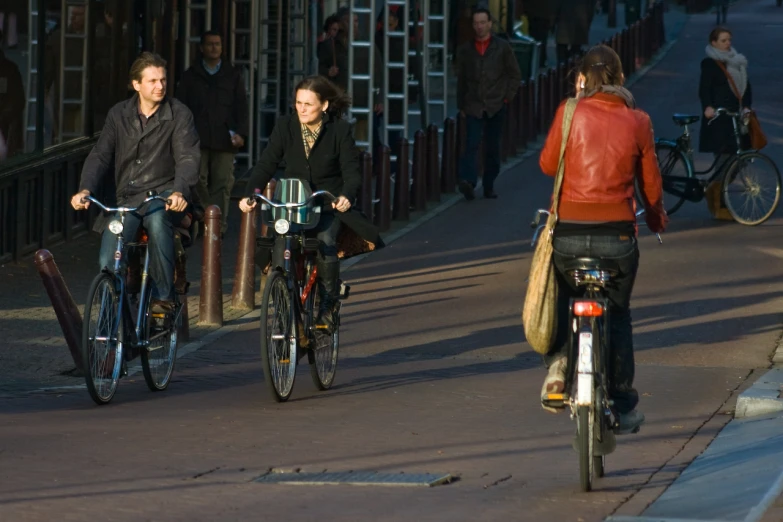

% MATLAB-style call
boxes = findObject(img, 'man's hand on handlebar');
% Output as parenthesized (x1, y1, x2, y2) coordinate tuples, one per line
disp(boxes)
(166, 192, 187, 212)
(333, 196, 351, 213)
(71, 189, 91, 211)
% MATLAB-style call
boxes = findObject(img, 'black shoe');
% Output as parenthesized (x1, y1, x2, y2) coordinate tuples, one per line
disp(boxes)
(458, 180, 475, 201)
(483, 189, 498, 199)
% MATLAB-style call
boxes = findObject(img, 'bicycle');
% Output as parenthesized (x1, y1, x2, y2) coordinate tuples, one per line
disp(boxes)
(248, 179, 350, 402)
(642, 108, 781, 225)
(531, 209, 660, 492)
(79, 192, 183, 405)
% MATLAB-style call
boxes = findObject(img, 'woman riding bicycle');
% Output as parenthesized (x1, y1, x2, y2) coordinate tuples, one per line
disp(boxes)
(239, 75, 383, 331)
(538, 45, 667, 433)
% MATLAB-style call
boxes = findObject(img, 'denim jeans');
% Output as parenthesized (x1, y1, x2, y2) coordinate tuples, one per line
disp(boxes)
(545, 234, 640, 414)
(311, 211, 342, 263)
(98, 198, 178, 301)
(459, 106, 506, 192)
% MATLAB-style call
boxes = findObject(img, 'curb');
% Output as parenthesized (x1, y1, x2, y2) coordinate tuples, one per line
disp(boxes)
(735, 367, 783, 419)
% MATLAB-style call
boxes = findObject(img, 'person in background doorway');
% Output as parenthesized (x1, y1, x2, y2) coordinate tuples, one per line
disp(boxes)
(455, 7, 522, 200)
(176, 30, 249, 237)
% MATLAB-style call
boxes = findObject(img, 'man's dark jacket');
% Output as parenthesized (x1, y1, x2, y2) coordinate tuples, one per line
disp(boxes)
(245, 112, 382, 247)
(456, 36, 522, 119)
(176, 60, 249, 151)
(79, 94, 201, 207)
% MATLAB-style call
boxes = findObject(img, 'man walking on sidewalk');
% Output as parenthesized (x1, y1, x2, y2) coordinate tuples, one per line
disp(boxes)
(455, 7, 522, 200)
(176, 30, 248, 236)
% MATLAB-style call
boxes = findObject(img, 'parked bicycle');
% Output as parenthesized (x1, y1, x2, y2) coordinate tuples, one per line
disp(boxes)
(641, 108, 780, 225)
(531, 208, 660, 492)
(79, 192, 183, 405)
(249, 179, 349, 402)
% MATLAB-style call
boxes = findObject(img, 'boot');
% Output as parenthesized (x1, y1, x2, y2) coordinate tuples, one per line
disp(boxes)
(316, 261, 340, 332)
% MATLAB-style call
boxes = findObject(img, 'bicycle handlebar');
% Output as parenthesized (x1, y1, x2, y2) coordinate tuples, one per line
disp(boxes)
(247, 189, 338, 209)
(529, 208, 662, 245)
(82, 193, 172, 214)
(708, 107, 742, 126)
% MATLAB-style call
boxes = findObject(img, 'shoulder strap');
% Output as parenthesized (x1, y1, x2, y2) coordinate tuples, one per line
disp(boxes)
(714, 59, 742, 103)
(551, 98, 579, 221)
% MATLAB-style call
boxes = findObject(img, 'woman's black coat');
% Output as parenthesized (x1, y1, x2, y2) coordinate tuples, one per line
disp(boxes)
(245, 112, 384, 248)
(698, 58, 753, 154)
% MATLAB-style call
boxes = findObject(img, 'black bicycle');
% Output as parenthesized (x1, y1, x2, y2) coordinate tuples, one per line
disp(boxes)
(79, 192, 183, 405)
(641, 108, 780, 225)
(249, 179, 349, 402)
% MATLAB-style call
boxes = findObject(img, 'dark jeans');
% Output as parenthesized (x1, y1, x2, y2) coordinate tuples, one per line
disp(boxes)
(98, 198, 178, 301)
(459, 106, 506, 192)
(545, 234, 640, 414)
(311, 211, 342, 263)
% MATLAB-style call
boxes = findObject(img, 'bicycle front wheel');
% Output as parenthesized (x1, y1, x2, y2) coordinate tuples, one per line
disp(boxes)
(260, 270, 297, 402)
(309, 283, 339, 390)
(82, 273, 124, 405)
(723, 152, 782, 225)
(141, 287, 180, 391)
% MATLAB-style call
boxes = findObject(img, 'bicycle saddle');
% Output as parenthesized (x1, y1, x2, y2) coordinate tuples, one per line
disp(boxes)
(563, 257, 619, 276)
(672, 114, 700, 126)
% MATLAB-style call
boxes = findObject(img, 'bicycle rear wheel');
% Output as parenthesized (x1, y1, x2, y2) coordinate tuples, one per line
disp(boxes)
(260, 270, 297, 402)
(577, 405, 594, 492)
(308, 282, 339, 390)
(723, 152, 781, 225)
(140, 286, 180, 392)
(82, 273, 124, 405)
(637, 142, 692, 216)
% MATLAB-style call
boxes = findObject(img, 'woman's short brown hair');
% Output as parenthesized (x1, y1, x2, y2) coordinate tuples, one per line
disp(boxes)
(579, 44, 624, 92)
(129, 52, 167, 84)
(709, 26, 731, 42)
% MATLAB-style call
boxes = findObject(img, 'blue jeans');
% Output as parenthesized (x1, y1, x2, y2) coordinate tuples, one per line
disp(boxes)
(98, 198, 177, 301)
(459, 106, 506, 192)
(546, 234, 640, 414)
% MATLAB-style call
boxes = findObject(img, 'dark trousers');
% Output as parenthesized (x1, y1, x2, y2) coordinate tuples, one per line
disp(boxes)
(459, 106, 506, 192)
(98, 197, 179, 301)
(715, 1, 728, 24)
(556, 44, 582, 66)
(528, 17, 551, 68)
(311, 212, 342, 263)
(544, 234, 640, 414)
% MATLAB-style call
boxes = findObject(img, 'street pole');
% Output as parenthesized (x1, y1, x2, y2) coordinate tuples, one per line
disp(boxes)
(608, 0, 617, 28)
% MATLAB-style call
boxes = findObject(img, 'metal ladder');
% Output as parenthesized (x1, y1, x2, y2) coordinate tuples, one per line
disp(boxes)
(380, 0, 409, 152)
(256, 0, 283, 154)
(422, 0, 449, 131)
(24, 1, 39, 151)
(286, 0, 310, 109)
(347, 0, 378, 151)
(58, 0, 89, 142)
(183, 0, 213, 69)
(229, 0, 256, 170)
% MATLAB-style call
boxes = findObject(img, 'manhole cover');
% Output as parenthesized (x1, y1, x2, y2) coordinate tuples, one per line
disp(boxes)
(255, 471, 454, 487)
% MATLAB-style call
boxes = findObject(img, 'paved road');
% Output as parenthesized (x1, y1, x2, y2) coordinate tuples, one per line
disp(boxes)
(3, 1, 783, 521)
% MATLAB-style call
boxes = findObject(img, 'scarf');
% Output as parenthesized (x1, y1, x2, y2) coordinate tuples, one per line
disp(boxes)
(705, 45, 748, 97)
(301, 120, 323, 158)
(580, 85, 637, 108)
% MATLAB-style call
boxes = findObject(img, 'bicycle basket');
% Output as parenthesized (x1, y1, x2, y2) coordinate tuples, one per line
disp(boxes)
(261, 178, 322, 230)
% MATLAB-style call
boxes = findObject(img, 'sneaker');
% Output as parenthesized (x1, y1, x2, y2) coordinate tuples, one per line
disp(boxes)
(615, 409, 645, 434)
(540, 358, 567, 413)
(458, 180, 475, 201)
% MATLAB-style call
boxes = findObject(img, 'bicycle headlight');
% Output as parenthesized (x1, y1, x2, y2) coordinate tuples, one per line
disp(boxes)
(274, 219, 290, 235)
(108, 220, 124, 235)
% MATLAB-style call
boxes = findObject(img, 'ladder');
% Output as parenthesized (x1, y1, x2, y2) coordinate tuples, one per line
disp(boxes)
(407, 0, 424, 130)
(183, 0, 213, 69)
(229, 0, 256, 170)
(24, 1, 39, 151)
(347, 0, 378, 151)
(58, 1, 89, 143)
(256, 0, 283, 154)
(286, 0, 310, 109)
(380, 0, 409, 151)
(423, 0, 449, 131)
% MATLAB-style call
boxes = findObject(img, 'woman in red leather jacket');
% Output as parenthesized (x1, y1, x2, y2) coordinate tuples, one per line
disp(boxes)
(538, 45, 667, 434)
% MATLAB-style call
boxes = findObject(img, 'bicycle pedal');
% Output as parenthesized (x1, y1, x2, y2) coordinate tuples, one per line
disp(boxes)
(339, 282, 351, 300)
(542, 393, 569, 409)
(152, 313, 166, 319)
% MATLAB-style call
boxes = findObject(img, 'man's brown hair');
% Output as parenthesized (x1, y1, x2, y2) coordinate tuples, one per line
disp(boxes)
(129, 52, 167, 84)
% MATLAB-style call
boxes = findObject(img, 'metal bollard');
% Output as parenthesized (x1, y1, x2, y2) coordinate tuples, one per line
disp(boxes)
(548, 68, 558, 126)
(412, 130, 427, 212)
(538, 72, 549, 133)
(199, 205, 223, 326)
(231, 205, 257, 311)
(456, 111, 466, 161)
(34, 249, 84, 372)
(359, 151, 374, 222)
(393, 138, 410, 222)
(518, 82, 528, 150)
(441, 117, 457, 194)
(374, 145, 392, 232)
(528, 76, 538, 139)
(180, 295, 190, 342)
(426, 124, 441, 202)
(258, 180, 277, 238)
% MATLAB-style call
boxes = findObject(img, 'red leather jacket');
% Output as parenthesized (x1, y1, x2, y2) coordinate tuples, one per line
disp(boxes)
(539, 93, 667, 233)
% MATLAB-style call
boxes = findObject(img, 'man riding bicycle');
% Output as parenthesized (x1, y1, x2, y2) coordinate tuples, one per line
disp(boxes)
(70, 52, 200, 313)
(239, 75, 383, 331)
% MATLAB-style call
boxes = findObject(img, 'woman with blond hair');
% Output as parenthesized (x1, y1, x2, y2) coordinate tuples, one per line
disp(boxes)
(537, 44, 667, 434)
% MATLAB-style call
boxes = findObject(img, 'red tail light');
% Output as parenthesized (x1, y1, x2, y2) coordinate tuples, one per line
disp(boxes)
(573, 301, 604, 317)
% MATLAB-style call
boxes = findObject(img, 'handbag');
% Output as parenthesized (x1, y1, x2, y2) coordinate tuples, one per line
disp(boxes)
(522, 98, 578, 355)
(714, 60, 767, 150)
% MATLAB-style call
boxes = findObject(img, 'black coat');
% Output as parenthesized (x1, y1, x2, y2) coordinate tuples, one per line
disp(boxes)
(698, 58, 753, 154)
(245, 113, 383, 247)
(456, 36, 522, 118)
(79, 94, 201, 207)
(176, 60, 249, 152)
